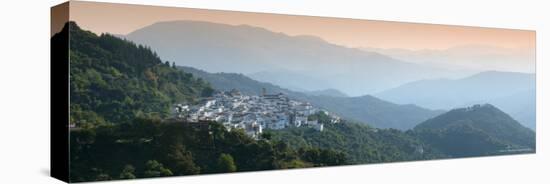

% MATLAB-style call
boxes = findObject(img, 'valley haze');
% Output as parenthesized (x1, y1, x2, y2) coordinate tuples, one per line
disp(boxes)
(116, 20, 535, 131)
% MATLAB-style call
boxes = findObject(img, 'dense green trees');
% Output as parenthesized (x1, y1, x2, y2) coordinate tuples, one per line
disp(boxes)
(162, 143, 200, 175)
(119, 165, 136, 179)
(217, 153, 237, 172)
(143, 160, 173, 177)
(69, 119, 347, 182)
(298, 147, 347, 166)
(67, 21, 213, 127)
(267, 112, 444, 164)
(413, 104, 535, 157)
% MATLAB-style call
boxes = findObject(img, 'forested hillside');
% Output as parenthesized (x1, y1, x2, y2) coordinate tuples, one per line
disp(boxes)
(267, 112, 446, 163)
(62, 22, 346, 182)
(67, 22, 214, 127)
(413, 104, 535, 157)
(69, 118, 347, 182)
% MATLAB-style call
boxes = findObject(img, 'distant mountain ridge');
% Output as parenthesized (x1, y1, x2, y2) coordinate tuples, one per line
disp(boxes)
(413, 104, 535, 157)
(179, 66, 442, 130)
(247, 69, 330, 92)
(179, 66, 292, 96)
(361, 45, 535, 73)
(304, 89, 349, 97)
(124, 20, 465, 95)
(376, 71, 535, 129)
(299, 95, 445, 130)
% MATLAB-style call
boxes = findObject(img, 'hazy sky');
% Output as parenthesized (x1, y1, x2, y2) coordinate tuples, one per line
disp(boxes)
(65, 1, 535, 51)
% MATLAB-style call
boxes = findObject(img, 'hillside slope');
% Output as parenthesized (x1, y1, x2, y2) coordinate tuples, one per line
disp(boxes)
(66, 22, 214, 126)
(268, 113, 445, 164)
(413, 104, 535, 157)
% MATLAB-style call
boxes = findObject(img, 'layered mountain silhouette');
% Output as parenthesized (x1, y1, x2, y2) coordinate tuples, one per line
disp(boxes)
(413, 104, 535, 157)
(376, 71, 535, 129)
(361, 45, 535, 73)
(114, 19, 536, 138)
(304, 89, 349, 97)
(124, 20, 463, 95)
(179, 66, 442, 130)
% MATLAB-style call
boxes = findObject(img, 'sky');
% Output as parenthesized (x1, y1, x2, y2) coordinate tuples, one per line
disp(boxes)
(62, 1, 535, 51)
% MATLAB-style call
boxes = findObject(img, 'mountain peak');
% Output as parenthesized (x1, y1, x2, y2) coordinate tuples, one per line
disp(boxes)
(416, 104, 514, 129)
(454, 103, 498, 112)
(293, 34, 329, 43)
(415, 104, 534, 147)
(414, 104, 535, 157)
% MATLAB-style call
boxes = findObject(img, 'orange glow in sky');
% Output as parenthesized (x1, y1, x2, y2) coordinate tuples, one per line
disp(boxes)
(66, 1, 535, 50)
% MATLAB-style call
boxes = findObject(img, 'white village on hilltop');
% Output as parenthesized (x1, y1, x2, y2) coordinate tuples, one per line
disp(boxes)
(172, 89, 341, 138)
